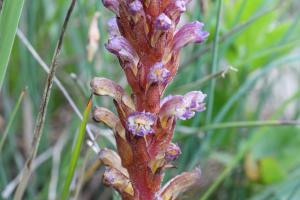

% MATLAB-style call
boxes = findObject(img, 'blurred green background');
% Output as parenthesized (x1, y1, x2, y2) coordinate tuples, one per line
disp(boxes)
(1, 0, 300, 199)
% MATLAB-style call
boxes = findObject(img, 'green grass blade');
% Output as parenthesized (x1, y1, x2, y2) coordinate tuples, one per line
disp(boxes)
(205, 0, 223, 124)
(61, 96, 92, 200)
(0, 89, 25, 153)
(0, 0, 25, 91)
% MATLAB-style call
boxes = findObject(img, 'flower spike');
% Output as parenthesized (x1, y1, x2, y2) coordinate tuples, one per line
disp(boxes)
(93, 0, 209, 197)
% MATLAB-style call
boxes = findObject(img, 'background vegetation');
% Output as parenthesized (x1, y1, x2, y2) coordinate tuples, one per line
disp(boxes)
(0, 0, 300, 199)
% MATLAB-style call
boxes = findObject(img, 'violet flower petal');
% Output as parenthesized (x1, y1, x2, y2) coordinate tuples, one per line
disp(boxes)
(105, 36, 139, 75)
(173, 21, 209, 51)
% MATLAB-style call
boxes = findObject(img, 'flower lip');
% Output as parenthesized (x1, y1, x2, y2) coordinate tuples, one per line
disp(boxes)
(159, 91, 206, 121)
(173, 21, 209, 51)
(129, 0, 143, 14)
(155, 13, 172, 31)
(148, 62, 170, 84)
(126, 112, 157, 136)
(184, 91, 207, 112)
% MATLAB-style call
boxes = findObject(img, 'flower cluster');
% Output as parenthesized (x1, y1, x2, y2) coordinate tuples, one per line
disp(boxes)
(91, 0, 208, 199)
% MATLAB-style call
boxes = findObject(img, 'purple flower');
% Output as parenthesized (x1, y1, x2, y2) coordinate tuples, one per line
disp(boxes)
(160, 95, 192, 120)
(127, 112, 157, 136)
(165, 143, 181, 161)
(155, 13, 172, 31)
(160, 91, 206, 121)
(173, 21, 209, 51)
(148, 62, 170, 84)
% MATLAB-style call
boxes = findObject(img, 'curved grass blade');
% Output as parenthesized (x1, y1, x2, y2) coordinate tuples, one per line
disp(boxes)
(0, 0, 25, 92)
(0, 89, 26, 153)
(61, 96, 92, 200)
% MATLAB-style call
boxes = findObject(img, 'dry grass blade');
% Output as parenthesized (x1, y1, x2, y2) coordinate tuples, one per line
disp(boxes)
(13, 0, 77, 199)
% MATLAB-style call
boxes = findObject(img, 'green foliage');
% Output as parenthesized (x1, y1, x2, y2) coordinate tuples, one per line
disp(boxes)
(0, 0, 25, 91)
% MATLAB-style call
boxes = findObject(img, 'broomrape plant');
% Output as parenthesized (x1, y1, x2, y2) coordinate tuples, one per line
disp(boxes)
(90, 0, 209, 199)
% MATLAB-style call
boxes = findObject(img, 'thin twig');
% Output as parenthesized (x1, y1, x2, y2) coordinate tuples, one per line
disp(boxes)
(13, 1, 77, 199)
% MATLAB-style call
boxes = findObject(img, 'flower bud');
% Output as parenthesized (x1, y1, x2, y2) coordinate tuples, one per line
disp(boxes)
(107, 18, 120, 39)
(103, 167, 134, 197)
(155, 13, 172, 31)
(129, 0, 143, 14)
(105, 36, 139, 75)
(90, 77, 135, 111)
(93, 106, 126, 139)
(99, 148, 129, 176)
(126, 112, 157, 136)
(165, 143, 181, 161)
(157, 168, 201, 200)
(173, 21, 209, 51)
